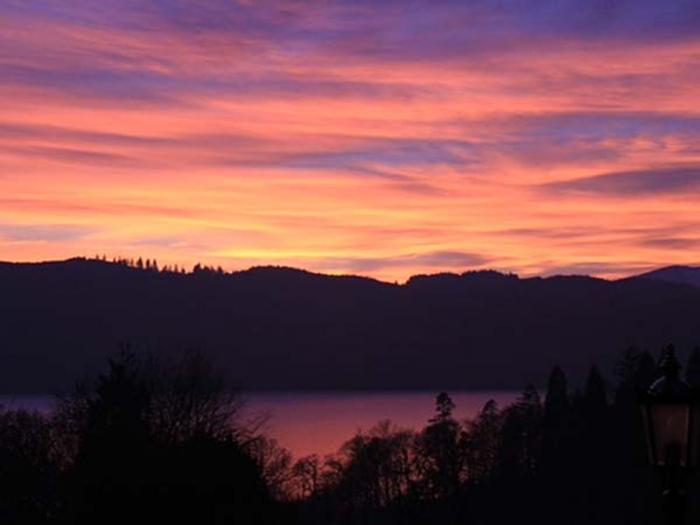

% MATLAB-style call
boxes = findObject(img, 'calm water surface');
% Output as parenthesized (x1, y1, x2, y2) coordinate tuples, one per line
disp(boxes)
(0, 391, 517, 458)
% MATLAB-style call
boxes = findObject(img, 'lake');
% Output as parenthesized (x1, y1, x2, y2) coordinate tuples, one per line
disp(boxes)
(0, 391, 518, 458)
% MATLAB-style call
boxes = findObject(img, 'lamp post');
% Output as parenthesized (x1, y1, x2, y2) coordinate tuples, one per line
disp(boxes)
(642, 345, 699, 525)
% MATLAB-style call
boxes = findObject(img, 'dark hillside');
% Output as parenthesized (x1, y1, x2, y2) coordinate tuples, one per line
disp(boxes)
(1, 258, 699, 392)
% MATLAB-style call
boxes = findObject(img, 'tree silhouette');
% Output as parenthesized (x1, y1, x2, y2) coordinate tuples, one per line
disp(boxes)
(544, 366, 569, 425)
(465, 399, 501, 483)
(687, 346, 700, 387)
(56, 351, 274, 525)
(0, 409, 60, 522)
(0, 345, 690, 525)
(247, 436, 294, 500)
(614, 347, 656, 407)
(291, 455, 320, 500)
(583, 365, 607, 415)
(416, 393, 465, 498)
(498, 385, 541, 481)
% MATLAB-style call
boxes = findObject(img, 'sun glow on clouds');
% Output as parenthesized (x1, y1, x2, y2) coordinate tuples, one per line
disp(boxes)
(1, 1, 699, 281)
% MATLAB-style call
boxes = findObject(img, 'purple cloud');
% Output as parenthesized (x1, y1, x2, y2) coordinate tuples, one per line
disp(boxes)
(541, 165, 700, 196)
(315, 251, 490, 273)
(539, 261, 652, 277)
(640, 237, 700, 250)
(3, 1, 699, 105)
(0, 223, 94, 242)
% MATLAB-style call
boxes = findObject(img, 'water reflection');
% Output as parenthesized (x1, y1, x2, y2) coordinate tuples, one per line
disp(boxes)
(243, 390, 518, 457)
(0, 391, 518, 458)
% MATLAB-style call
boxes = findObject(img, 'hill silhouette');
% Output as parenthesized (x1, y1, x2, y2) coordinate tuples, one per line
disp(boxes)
(2, 258, 700, 393)
(636, 265, 700, 288)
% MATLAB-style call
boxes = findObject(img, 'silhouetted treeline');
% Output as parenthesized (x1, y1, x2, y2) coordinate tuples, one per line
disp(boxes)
(280, 346, 700, 525)
(91, 254, 226, 275)
(3, 346, 700, 524)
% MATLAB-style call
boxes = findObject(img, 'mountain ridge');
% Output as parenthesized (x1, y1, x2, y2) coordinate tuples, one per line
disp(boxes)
(634, 265, 700, 289)
(1, 257, 699, 393)
(4, 257, 699, 288)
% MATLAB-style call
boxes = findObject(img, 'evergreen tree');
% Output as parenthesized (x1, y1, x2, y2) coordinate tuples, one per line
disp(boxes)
(498, 385, 542, 480)
(418, 392, 465, 497)
(635, 351, 656, 392)
(613, 347, 656, 408)
(466, 399, 501, 482)
(541, 366, 570, 492)
(687, 346, 700, 387)
(584, 365, 607, 413)
(430, 392, 456, 424)
(544, 366, 568, 425)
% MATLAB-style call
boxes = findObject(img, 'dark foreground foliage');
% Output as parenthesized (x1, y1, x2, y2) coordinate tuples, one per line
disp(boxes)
(0, 351, 286, 524)
(2, 346, 700, 524)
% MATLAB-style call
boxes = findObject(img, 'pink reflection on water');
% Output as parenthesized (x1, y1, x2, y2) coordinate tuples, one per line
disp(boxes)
(1, 391, 520, 459)
(243, 391, 518, 458)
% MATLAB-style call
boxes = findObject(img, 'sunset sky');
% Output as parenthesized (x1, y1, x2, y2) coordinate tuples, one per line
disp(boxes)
(1, 0, 699, 282)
